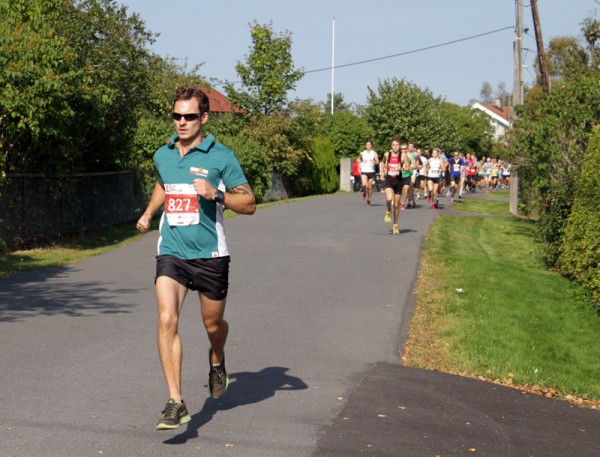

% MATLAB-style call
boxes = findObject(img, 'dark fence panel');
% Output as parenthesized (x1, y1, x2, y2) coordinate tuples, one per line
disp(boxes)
(0, 170, 153, 250)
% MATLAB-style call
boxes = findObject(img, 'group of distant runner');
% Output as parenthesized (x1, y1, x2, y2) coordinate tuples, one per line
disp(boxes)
(354, 140, 512, 235)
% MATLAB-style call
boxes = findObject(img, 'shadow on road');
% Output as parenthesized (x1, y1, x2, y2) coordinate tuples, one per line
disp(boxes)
(0, 267, 138, 322)
(163, 366, 308, 445)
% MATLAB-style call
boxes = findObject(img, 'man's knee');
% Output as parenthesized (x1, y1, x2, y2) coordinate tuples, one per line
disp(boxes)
(204, 317, 227, 337)
(158, 310, 178, 333)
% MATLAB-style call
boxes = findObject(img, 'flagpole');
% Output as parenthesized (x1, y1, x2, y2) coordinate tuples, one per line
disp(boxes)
(331, 17, 335, 114)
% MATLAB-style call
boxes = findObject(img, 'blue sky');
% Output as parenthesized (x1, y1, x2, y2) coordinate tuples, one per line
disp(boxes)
(117, 0, 598, 107)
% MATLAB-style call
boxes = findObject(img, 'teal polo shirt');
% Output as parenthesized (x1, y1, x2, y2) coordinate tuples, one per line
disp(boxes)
(154, 133, 248, 260)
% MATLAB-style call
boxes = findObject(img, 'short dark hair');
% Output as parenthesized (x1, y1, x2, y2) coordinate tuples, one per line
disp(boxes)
(173, 87, 210, 114)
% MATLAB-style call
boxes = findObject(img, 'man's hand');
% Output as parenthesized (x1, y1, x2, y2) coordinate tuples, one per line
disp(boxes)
(192, 178, 216, 201)
(136, 214, 152, 233)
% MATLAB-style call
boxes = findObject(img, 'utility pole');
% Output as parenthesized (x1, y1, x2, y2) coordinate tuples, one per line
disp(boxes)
(509, 0, 523, 216)
(530, 0, 550, 95)
(512, 0, 523, 108)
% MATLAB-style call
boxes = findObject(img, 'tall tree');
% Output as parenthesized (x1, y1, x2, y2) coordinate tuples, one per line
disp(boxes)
(0, 0, 155, 174)
(494, 81, 510, 105)
(323, 92, 352, 113)
(542, 36, 587, 79)
(364, 78, 459, 150)
(479, 81, 493, 102)
(225, 21, 303, 115)
(581, 15, 600, 68)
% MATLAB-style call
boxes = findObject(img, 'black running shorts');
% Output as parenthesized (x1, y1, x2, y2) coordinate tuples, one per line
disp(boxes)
(361, 172, 376, 180)
(384, 176, 403, 194)
(155, 255, 230, 300)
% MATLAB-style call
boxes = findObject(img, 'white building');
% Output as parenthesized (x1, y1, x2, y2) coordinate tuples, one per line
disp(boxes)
(471, 101, 512, 140)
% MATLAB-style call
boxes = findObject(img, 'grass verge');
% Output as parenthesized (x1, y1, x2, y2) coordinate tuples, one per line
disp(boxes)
(0, 221, 156, 278)
(451, 196, 511, 216)
(402, 212, 600, 409)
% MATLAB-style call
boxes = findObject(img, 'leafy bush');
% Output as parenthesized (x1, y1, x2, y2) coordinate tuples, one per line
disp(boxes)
(243, 114, 305, 177)
(508, 62, 599, 267)
(559, 126, 600, 306)
(534, 172, 577, 268)
(218, 134, 271, 203)
(205, 113, 246, 138)
(324, 110, 374, 159)
(292, 136, 338, 196)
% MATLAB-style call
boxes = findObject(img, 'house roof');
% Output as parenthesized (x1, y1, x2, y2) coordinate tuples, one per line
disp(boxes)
(480, 103, 512, 123)
(203, 87, 244, 114)
(471, 102, 512, 127)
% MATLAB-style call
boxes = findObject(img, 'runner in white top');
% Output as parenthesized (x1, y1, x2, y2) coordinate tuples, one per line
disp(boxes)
(358, 140, 379, 207)
(417, 149, 429, 200)
(426, 148, 444, 209)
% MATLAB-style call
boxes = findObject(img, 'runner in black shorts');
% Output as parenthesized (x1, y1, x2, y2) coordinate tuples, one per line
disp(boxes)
(156, 255, 231, 300)
(358, 141, 379, 206)
(136, 87, 256, 431)
(381, 138, 404, 235)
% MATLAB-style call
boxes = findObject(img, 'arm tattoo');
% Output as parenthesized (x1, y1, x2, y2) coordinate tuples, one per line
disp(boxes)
(227, 183, 253, 196)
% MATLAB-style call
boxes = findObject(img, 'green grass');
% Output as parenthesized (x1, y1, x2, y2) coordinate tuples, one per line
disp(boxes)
(451, 197, 511, 216)
(0, 221, 157, 278)
(405, 213, 600, 404)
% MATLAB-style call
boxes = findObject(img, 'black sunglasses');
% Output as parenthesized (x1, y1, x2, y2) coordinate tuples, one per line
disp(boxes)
(172, 112, 202, 122)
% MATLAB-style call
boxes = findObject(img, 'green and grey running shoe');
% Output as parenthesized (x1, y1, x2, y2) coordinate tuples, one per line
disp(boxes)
(208, 348, 229, 399)
(156, 399, 191, 430)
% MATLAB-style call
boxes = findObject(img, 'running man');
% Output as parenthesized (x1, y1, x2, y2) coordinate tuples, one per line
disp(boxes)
(358, 141, 379, 206)
(447, 151, 466, 201)
(381, 138, 404, 235)
(426, 148, 444, 209)
(407, 143, 419, 208)
(399, 143, 413, 210)
(136, 87, 256, 430)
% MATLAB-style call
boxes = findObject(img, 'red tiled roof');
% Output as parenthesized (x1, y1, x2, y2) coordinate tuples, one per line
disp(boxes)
(480, 103, 511, 122)
(203, 87, 245, 114)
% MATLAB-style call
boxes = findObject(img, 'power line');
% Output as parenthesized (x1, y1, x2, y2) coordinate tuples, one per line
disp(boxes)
(305, 25, 514, 74)
(216, 25, 514, 87)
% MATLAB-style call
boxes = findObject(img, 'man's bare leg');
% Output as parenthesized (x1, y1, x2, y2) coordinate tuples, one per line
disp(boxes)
(156, 276, 188, 403)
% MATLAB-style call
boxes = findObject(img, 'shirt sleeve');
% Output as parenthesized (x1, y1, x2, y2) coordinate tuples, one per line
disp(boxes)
(221, 151, 248, 189)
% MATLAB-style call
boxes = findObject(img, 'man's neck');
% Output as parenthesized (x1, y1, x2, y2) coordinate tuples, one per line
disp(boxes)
(177, 134, 203, 157)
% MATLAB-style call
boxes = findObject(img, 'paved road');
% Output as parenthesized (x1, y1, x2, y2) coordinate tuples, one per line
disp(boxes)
(1, 192, 598, 457)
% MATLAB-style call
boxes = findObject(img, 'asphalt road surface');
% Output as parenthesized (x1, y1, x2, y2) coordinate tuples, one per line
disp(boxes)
(1, 192, 598, 457)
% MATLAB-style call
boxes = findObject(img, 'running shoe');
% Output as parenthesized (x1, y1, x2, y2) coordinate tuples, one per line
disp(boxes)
(412, 202, 417, 208)
(431, 204, 436, 209)
(156, 399, 191, 430)
(392, 224, 400, 235)
(400, 205, 406, 210)
(208, 348, 229, 399)
(362, 193, 366, 201)
(384, 212, 391, 223)
(427, 197, 431, 203)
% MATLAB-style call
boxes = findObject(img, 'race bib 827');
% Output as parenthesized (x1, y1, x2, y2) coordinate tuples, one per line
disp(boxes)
(164, 183, 199, 226)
